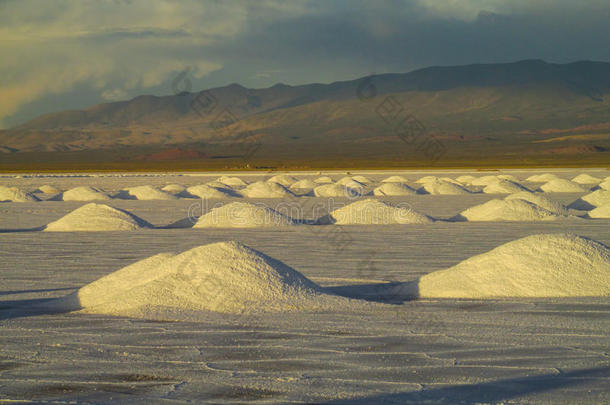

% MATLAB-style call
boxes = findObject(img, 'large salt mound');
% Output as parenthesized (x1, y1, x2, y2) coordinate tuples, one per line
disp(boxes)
(313, 183, 361, 198)
(381, 175, 409, 183)
(241, 181, 294, 198)
(571, 190, 610, 209)
(319, 199, 432, 225)
(351, 175, 372, 184)
(483, 179, 529, 194)
(53, 241, 344, 316)
(483, 179, 530, 194)
(588, 205, 610, 218)
(161, 184, 186, 194)
(290, 179, 316, 190)
(206, 180, 233, 189)
(121, 185, 177, 200)
(455, 175, 477, 185)
(186, 185, 239, 199)
(415, 175, 439, 184)
(336, 176, 364, 187)
(496, 174, 519, 182)
(373, 183, 417, 196)
(268, 174, 299, 187)
(44, 203, 152, 232)
(598, 180, 610, 190)
(454, 199, 563, 222)
(572, 174, 602, 184)
(505, 192, 569, 215)
(60, 186, 110, 201)
(193, 202, 296, 228)
(314, 176, 333, 184)
(0, 186, 39, 202)
(526, 173, 561, 183)
(419, 179, 471, 195)
(470, 175, 502, 186)
(217, 176, 247, 187)
(539, 179, 586, 193)
(36, 185, 60, 194)
(416, 234, 610, 298)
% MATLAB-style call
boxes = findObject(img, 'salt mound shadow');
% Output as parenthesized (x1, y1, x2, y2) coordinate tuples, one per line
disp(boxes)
(415, 234, 610, 298)
(317, 199, 433, 225)
(51, 241, 349, 316)
(44, 203, 153, 231)
(0, 186, 39, 202)
(193, 202, 297, 228)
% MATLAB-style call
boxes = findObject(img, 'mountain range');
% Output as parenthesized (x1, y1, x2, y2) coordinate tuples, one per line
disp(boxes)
(1, 59, 609, 170)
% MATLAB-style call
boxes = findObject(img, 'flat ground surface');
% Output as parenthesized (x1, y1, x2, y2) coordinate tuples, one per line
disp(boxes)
(0, 168, 609, 404)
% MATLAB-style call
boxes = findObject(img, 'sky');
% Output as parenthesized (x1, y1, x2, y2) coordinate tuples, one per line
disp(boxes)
(1, 0, 610, 128)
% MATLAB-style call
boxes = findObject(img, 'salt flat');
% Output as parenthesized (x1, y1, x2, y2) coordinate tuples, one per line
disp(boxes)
(0, 169, 609, 403)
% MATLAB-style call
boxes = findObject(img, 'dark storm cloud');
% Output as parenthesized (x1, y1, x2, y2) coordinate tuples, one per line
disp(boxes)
(2, 0, 609, 127)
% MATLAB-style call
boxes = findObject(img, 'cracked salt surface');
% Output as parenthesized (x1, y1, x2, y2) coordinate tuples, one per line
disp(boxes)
(0, 168, 609, 403)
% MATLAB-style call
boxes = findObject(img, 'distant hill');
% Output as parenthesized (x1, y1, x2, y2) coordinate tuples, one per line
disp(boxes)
(1, 60, 609, 169)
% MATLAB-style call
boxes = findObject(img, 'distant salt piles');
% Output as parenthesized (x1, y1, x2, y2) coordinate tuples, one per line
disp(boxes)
(241, 181, 294, 198)
(419, 179, 471, 195)
(539, 179, 587, 193)
(217, 176, 247, 187)
(58, 186, 110, 201)
(454, 199, 564, 221)
(381, 175, 409, 183)
(0, 186, 39, 202)
(526, 173, 561, 183)
(373, 183, 417, 196)
(53, 241, 346, 316)
(193, 202, 296, 228)
(290, 179, 317, 191)
(44, 203, 152, 231)
(313, 183, 361, 198)
(36, 185, 60, 194)
(268, 174, 299, 187)
(186, 184, 239, 199)
(416, 234, 610, 298)
(505, 192, 569, 215)
(482, 179, 529, 194)
(572, 174, 602, 185)
(569, 190, 610, 210)
(319, 199, 432, 225)
(120, 185, 177, 200)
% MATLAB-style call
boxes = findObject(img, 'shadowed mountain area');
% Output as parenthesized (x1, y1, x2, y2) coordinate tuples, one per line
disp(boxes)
(1, 60, 610, 170)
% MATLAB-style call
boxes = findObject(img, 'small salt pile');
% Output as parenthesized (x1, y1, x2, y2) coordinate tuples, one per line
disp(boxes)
(193, 202, 296, 228)
(44, 203, 152, 232)
(0, 186, 39, 202)
(319, 199, 432, 225)
(60, 186, 111, 201)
